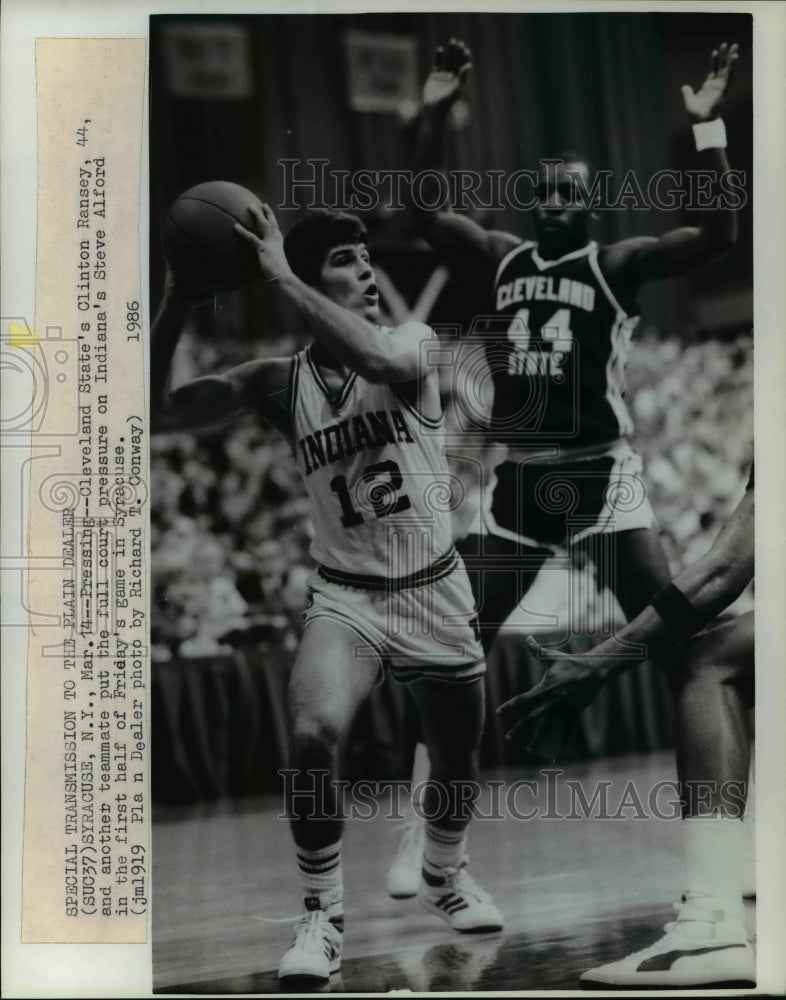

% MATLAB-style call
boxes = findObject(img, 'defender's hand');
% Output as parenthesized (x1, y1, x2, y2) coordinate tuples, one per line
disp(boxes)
(234, 203, 293, 284)
(497, 636, 608, 747)
(422, 38, 472, 112)
(681, 42, 738, 122)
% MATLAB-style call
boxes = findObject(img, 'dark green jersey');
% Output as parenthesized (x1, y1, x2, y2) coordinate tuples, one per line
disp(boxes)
(487, 240, 640, 447)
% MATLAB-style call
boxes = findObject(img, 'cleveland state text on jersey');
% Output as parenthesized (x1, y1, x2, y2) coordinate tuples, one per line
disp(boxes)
(496, 275, 596, 312)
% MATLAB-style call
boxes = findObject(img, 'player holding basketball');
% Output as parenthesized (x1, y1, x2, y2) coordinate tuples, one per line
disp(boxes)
(499, 467, 755, 989)
(151, 205, 503, 989)
(385, 38, 740, 897)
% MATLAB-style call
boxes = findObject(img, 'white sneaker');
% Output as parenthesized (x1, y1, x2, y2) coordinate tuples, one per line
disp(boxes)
(277, 899, 342, 987)
(386, 819, 425, 899)
(580, 895, 755, 989)
(420, 863, 504, 934)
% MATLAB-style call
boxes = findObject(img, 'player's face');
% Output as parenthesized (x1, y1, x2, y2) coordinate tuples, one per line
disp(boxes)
(316, 243, 380, 323)
(533, 161, 593, 258)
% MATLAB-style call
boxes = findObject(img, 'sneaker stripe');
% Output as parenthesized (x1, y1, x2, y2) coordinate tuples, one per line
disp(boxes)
(637, 943, 747, 973)
(433, 893, 471, 915)
(444, 900, 470, 914)
(435, 893, 457, 910)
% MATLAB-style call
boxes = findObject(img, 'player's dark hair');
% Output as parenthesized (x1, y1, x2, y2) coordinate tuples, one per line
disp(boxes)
(284, 209, 369, 286)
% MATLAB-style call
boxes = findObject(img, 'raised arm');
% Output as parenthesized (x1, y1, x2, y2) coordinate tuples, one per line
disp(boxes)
(236, 204, 436, 384)
(605, 42, 739, 285)
(411, 39, 519, 269)
(149, 269, 200, 424)
(150, 266, 291, 436)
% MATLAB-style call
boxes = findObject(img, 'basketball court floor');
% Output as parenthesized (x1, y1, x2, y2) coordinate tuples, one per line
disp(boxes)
(153, 750, 756, 994)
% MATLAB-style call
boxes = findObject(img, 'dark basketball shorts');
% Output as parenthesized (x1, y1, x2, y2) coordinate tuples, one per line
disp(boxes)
(486, 439, 657, 550)
(302, 547, 486, 686)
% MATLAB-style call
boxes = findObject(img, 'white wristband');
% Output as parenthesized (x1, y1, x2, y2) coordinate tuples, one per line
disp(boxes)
(693, 119, 727, 151)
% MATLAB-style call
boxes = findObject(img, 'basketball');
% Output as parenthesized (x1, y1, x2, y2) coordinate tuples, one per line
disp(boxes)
(164, 180, 264, 293)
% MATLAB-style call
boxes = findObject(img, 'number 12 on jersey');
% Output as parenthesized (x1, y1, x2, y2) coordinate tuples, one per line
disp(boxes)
(330, 459, 412, 528)
(506, 307, 573, 378)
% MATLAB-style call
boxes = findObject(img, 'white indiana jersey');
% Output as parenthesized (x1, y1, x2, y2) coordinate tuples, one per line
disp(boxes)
(291, 344, 455, 578)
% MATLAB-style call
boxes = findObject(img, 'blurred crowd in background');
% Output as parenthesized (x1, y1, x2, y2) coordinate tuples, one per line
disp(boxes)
(151, 322, 753, 662)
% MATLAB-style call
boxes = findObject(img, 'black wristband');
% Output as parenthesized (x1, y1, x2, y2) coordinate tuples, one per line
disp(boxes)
(650, 582, 712, 642)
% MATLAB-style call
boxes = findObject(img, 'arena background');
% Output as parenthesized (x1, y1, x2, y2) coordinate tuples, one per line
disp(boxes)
(149, 13, 754, 991)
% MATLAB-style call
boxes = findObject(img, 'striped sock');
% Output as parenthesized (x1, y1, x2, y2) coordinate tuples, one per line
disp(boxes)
(296, 840, 343, 927)
(422, 824, 466, 888)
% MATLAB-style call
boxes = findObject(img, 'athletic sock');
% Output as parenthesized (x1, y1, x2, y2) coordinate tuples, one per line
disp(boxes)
(422, 824, 466, 888)
(295, 840, 344, 928)
(683, 816, 746, 925)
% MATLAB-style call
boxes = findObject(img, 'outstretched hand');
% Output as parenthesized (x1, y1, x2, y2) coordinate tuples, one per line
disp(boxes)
(422, 38, 472, 112)
(234, 203, 293, 284)
(681, 42, 738, 121)
(497, 636, 610, 753)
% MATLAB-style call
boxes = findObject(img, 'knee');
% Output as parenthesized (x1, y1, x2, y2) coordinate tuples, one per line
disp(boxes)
(290, 714, 343, 767)
(671, 642, 735, 696)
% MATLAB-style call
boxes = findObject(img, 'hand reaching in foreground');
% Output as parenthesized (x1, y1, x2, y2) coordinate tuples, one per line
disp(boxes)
(497, 636, 612, 757)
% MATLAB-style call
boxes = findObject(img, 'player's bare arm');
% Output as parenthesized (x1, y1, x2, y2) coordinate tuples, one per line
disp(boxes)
(150, 263, 291, 436)
(167, 358, 292, 438)
(603, 42, 739, 285)
(498, 484, 754, 742)
(150, 263, 206, 425)
(412, 39, 519, 268)
(236, 203, 436, 384)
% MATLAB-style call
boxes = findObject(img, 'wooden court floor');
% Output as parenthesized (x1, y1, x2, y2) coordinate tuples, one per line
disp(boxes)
(152, 751, 756, 994)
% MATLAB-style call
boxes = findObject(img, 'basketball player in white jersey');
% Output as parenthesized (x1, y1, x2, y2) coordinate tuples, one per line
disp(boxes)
(151, 205, 503, 990)
(385, 37, 741, 896)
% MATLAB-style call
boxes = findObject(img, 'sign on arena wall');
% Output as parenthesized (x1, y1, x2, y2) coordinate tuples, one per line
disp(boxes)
(162, 22, 253, 99)
(343, 30, 419, 115)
